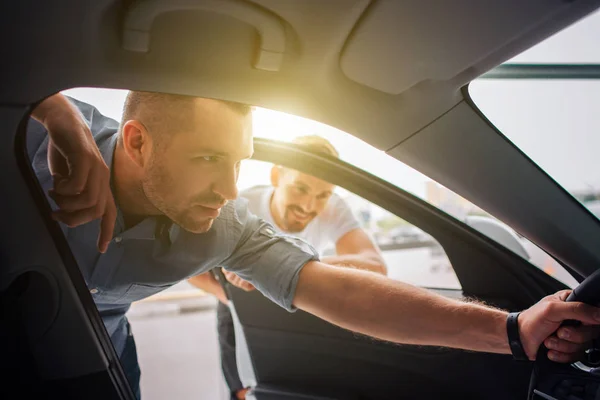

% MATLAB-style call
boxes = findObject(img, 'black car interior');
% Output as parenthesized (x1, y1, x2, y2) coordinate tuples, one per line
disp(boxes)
(1, 109, 134, 399)
(2, 1, 600, 399)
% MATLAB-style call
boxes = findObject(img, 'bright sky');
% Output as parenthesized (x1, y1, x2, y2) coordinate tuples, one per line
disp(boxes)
(63, 10, 600, 204)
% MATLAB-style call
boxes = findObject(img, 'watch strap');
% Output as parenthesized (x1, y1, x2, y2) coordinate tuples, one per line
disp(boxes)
(507, 312, 529, 361)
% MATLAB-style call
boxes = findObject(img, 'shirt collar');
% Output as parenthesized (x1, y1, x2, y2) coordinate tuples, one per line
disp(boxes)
(99, 131, 119, 172)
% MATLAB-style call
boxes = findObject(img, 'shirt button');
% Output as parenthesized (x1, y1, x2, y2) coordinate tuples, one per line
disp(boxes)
(114, 236, 122, 243)
(90, 288, 99, 294)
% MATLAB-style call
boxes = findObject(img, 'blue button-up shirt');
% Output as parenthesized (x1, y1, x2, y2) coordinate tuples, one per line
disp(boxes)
(27, 98, 318, 355)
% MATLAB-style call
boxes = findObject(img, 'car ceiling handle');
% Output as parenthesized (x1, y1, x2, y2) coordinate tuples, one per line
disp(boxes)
(122, 0, 286, 71)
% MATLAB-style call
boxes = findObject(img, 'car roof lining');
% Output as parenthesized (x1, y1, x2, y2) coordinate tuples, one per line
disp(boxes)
(339, 0, 588, 95)
(3, 1, 598, 148)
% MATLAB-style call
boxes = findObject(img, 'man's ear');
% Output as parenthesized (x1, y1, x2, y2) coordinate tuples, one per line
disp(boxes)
(121, 120, 151, 168)
(270, 165, 282, 187)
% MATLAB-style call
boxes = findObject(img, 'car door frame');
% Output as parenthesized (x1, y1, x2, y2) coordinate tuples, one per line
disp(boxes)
(249, 137, 569, 305)
(218, 138, 564, 399)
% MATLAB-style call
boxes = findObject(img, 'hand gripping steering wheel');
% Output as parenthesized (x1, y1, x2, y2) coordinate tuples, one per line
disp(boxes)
(529, 268, 600, 400)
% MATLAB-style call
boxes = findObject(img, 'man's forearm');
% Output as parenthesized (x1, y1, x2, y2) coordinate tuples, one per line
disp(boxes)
(29, 92, 117, 252)
(321, 253, 387, 275)
(188, 272, 228, 304)
(294, 262, 509, 354)
(31, 93, 77, 125)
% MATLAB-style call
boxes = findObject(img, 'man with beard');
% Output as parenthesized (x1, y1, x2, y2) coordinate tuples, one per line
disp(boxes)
(244, 135, 387, 275)
(190, 135, 386, 399)
(28, 91, 600, 399)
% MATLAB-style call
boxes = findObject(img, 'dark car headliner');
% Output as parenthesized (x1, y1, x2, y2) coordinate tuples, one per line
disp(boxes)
(2, 0, 600, 277)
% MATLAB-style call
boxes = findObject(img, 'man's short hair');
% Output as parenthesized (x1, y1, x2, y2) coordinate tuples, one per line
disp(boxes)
(291, 135, 339, 158)
(120, 91, 251, 146)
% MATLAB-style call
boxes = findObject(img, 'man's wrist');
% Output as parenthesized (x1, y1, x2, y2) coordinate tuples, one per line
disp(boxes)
(452, 301, 512, 355)
(507, 312, 530, 361)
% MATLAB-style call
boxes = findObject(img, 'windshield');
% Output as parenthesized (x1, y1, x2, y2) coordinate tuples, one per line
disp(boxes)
(469, 10, 600, 220)
(506, 10, 600, 64)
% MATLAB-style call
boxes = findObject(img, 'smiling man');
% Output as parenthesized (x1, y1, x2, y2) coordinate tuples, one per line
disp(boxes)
(28, 91, 600, 399)
(245, 135, 386, 273)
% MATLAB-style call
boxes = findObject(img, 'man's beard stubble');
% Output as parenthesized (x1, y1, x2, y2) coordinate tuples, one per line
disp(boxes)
(141, 157, 226, 233)
(283, 205, 316, 233)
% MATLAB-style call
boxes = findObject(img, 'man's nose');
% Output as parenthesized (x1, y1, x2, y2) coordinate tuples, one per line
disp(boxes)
(297, 195, 316, 212)
(213, 166, 239, 201)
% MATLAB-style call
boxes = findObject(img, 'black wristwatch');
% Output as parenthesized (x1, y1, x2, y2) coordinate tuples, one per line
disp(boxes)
(507, 312, 529, 361)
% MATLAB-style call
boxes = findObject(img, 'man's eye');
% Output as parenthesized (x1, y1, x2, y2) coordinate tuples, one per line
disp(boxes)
(199, 156, 219, 162)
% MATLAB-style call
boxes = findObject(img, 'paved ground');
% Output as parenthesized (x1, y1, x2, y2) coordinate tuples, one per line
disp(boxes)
(128, 299, 229, 400)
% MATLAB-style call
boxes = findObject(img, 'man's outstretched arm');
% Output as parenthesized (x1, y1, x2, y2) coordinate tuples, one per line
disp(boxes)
(294, 261, 600, 362)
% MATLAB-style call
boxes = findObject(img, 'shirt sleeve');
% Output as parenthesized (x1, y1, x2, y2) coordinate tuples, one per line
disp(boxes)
(27, 118, 54, 197)
(221, 199, 319, 312)
(326, 194, 361, 244)
(26, 118, 49, 161)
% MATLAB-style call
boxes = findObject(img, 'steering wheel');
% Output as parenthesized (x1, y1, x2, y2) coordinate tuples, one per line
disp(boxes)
(565, 268, 600, 306)
(529, 269, 600, 400)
